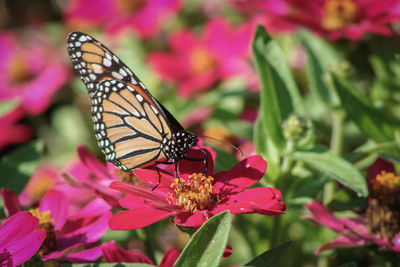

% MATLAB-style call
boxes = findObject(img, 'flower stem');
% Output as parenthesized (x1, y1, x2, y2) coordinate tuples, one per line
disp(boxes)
(323, 109, 345, 204)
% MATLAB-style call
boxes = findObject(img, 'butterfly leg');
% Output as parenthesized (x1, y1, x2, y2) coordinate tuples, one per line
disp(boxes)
(183, 147, 209, 176)
(153, 160, 174, 191)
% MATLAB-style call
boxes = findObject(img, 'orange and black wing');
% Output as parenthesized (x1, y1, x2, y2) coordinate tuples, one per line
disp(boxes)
(67, 31, 185, 170)
(92, 80, 173, 171)
(67, 31, 143, 97)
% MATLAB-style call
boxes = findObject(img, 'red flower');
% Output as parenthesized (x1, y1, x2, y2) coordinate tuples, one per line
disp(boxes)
(0, 31, 69, 115)
(109, 146, 285, 230)
(64, 0, 181, 39)
(102, 242, 180, 267)
(0, 211, 46, 266)
(232, 0, 400, 40)
(304, 158, 400, 254)
(147, 19, 255, 97)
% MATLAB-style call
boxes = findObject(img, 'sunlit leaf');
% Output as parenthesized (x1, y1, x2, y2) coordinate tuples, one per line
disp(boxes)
(175, 211, 231, 267)
(289, 147, 368, 197)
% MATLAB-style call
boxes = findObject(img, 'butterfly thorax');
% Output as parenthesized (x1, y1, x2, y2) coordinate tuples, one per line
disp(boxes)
(161, 131, 198, 163)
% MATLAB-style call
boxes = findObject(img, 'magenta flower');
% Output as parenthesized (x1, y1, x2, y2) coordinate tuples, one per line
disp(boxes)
(233, 0, 400, 40)
(2, 188, 112, 263)
(19, 165, 62, 206)
(102, 242, 180, 266)
(304, 158, 400, 254)
(64, 0, 181, 38)
(0, 211, 46, 266)
(0, 32, 69, 115)
(58, 145, 124, 210)
(147, 19, 255, 97)
(0, 107, 32, 150)
(109, 146, 285, 230)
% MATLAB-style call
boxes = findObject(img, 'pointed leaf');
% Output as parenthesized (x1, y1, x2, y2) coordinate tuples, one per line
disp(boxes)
(0, 140, 44, 193)
(252, 25, 304, 151)
(331, 73, 398, 143)
(174, 211, 231, 267)
(297, 30, 340, 106)
(289, 147, 368, 197)
(244, 240, 293, 267)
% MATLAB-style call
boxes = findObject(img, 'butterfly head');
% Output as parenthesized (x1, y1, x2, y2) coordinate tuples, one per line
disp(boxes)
(162, 131, 198, 163)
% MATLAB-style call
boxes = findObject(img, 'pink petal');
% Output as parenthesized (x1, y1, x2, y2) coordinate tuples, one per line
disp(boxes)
(64, 242, 113, 263)
(39, 189, 68, 230)
(305, 201, 345, 233)
(134, 168, 175, 192)
(214, 155, 267, 195)
(77, 145, 113, 180)
(68, 198, 111, 219)
(6, 229, 45, 266)
(212, 187, 285, 215)
(315, 236, 365, 254)
(174, 210, 213, 228)
(102, 242, 154, 264)
(1, 188, 22, 216)
(0, 211, 39, 249)
(159, 248, 181, 267)
(109, 208, 174, 230)
(110, 182, 173, 209)
(178, 145, 216, 177)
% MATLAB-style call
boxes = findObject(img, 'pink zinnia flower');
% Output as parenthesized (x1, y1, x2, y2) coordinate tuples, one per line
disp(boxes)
(58, 145, 124, 211)
(109, 146, 285, 230)
(64, 0, 181, 38)
(148, 19, 255, 97)
(2, 188, 112, 263)
(0, 32, 69, 115)
(233, 0, 400, 40)
(304, 158, 400, 254)
(0, 211, 46, 266)
(0, 107, 32, 150)
(102, 242, 180, 266)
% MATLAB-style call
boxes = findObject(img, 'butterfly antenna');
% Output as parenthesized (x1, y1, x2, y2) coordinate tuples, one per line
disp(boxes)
(199, 135, 243, 157)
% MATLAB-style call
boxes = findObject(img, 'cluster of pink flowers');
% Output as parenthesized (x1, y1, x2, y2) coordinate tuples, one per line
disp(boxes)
(0, 144, 285, 266)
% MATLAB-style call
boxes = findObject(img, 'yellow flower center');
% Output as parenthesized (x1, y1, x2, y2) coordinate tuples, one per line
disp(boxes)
(366, 171, 400, 241)
(25, 174, 56, 204)
(116, 0, 146, 15)
(169, 173, 217, 212)
(29, 208, 57, 255)
(8, 54, 34, 85)
(321, 0, 360, 31)
(190, 47, 216, 74)
(203, 127, 235, 152)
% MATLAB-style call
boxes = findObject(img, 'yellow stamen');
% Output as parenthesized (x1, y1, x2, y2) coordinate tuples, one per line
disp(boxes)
(322, 0, 360, 31)
(190, 47, 216, 74)
(29, 208, 57, 255)
(116, 0, 146, 15)
(8, 54, 34, 85)
(25, 174, 56, 204)
(169, 173, 217, 212)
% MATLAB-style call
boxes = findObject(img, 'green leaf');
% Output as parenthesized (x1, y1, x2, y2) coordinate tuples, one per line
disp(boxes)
(331, 73, 398, 143)
(252, 25, 304, 151)
(0, 140, 44, 193)
(339, 263, 357, 267)
(244, 240, 293, 267)
(289, 147, 368, 197)
(208, 145, 239, 173)
(175, 211, 231, 267)
(0, 99, 20, 117)
(297, 30, 340, 106)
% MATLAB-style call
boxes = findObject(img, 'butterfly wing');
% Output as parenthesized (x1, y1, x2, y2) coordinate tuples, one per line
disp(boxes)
(67, 31, 142, 97)
(92, 79, 173, 171)
(67, 31, 187, 170)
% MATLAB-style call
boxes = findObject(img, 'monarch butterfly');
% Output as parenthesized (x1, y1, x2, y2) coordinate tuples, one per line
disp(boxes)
(67, 31, 208, 188)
